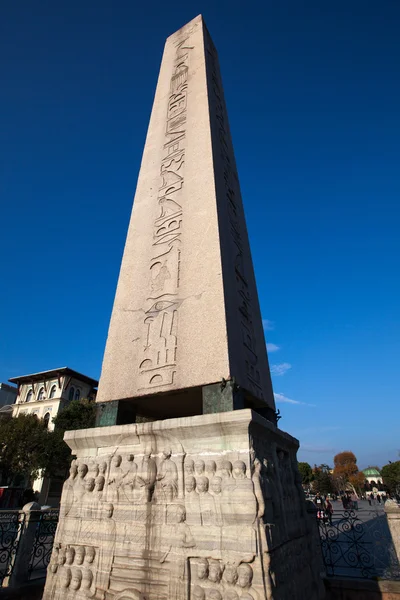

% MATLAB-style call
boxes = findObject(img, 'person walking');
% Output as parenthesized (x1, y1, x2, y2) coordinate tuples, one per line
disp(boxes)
(377, 493, 381, 505)
(325, 498, 333, 526)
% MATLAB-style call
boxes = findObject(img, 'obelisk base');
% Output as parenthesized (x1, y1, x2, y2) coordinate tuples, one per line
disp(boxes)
(43, 410, 324, 599)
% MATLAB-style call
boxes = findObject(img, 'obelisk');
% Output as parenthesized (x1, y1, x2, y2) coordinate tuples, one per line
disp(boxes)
(43, 17, 325, 600)
(96, 14, 276, 423)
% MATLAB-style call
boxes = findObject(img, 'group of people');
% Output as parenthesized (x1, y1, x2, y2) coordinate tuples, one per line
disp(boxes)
(47, 544, 96, 598)
(192, 558, 256, 600)
(314, 494, 334, 525)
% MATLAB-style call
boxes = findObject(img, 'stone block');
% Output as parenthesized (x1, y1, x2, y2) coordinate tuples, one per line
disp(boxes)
(42, 409, 324, 599)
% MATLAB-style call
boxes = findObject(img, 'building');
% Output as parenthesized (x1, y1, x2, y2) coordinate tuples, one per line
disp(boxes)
(0, 382, 18, 409)
(8, 367, 98, 505)
(10, 367, 98, 431)
(363, 467, 383, 486)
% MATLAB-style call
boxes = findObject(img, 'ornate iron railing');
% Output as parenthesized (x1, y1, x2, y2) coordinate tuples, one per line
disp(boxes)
(0, 511, 25, 585)
(28, 510, 59, 579)
(318, 508, 400, 580)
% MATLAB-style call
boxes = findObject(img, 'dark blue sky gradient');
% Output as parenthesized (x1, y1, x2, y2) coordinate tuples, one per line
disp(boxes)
(1, 0, 399, 467)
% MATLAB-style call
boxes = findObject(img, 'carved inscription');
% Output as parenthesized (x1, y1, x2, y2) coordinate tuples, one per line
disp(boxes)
(139, 38, 194, 390)
(205, 36, 264, 400)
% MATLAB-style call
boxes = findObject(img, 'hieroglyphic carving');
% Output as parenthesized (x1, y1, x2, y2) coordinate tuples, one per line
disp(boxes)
(138, 35, 194, 390)
(204, 33, 264, 400)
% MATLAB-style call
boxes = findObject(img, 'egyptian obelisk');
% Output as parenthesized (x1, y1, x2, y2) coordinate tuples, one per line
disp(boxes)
(43, 16, 325, 600)
(95, 15, 276, 424)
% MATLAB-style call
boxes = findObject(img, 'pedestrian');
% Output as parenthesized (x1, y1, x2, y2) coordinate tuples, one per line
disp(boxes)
(368, 495, 372, 506)
(377, 494, 381, 505)
(325, 498, 333, 526)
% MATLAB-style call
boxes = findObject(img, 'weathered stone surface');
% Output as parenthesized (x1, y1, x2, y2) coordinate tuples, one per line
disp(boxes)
(96, 15, 275, 415)
(42, 410, 324, 599)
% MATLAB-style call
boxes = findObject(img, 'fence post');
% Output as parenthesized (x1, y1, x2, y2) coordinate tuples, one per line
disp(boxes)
(385, 498, 400, 563)
(4, 502, 42, 588)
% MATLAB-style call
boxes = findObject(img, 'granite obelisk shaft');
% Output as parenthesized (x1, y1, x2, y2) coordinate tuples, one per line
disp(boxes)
(96, 15, 275, 415)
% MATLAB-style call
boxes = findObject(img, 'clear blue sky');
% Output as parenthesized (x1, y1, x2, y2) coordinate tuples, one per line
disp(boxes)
(1, 1, 399, 469)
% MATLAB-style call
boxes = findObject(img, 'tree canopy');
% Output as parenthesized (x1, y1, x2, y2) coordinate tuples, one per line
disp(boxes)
(333, 451, 365, 494)
(312, 464, 334, 495)
(0, 399, 96, 486)
(381, 461, 400, 495)
(298, 462, 313, 485)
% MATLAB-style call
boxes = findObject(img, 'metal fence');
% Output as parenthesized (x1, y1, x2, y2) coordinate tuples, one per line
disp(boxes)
(0, 511, 25, 586)
(318, 508, 400, 580)
(28, 510, 59, 580)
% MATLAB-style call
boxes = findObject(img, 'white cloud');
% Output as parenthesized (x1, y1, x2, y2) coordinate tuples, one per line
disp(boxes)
(274, 392, 315, 407)
(262, 319, 274, 331)
(271, 363, 292, 376)
(266, 343, 280, 353)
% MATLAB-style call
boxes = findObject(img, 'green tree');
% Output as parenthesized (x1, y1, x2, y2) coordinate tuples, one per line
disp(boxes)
(52, 398, 96, 432)
(0, 414, 64, 485)
(312, 464, 334, 495)
(298, 462, 313, 485)
(381, 461, 400, 495)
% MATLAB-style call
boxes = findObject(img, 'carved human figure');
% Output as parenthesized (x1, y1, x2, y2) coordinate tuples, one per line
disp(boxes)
(208, 591, 222, 600)
(136, 451, 157, 502)
(84, 546, 96, 565)
(59, 566, 71, 590)
(81, 568, 93, 593)
(196, 476, 216, 526)
(57, 547, 66, 567)
(184, 476, 201, 526)
(252, 459, 265, 520)
(75, 546, 85, 566)
(184, 458, 195, 478)
(156, 449, 178, 502)
(60, 461, 78, 518)
(196, 558, 209, 582)
(65, 546, 75, 566)
(95, 503, 116, 599)
(70, 567, 82, 591)
(237, 564, 253, 589)
(98, 461, 108, 477)
(219, 460, 232, 479)
(193, 585, 205, 600)
(49, 545, 59, 574)
(229, 461, 257, 526)
(107, 455, 123, 504)
(162, 505, 195, 600)
(223, 563, 238, 586)
(90, 475, 105, 518)
(210, 477, 223, 526)
(240, 594, 254, 600)
(120, 455, 138, 503)
(72, 463, 89, 515)
(208, 559, 223, 583)
(194, 459, 205, 479)
(205, 460, 217, 480)
(83, 477, 95, 519)
(88, 459, 100, 479)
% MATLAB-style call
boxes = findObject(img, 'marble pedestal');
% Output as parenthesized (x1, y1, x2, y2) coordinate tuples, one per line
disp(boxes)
(43, 410, 324, 600)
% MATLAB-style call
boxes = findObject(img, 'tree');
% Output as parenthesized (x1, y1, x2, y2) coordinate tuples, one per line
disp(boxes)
(333, 451, 358, 491)
(381, 461, 400, 496)
(0, 414, 66, 485)
(0, 399, 97, 486)
(52, 398, 96, 432)
(312, 464, 334, 495)
(298, 462, 313, 485)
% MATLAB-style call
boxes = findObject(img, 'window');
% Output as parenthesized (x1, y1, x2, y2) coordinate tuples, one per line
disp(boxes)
(49, 385, 57, 399)
(74, 389, 81, 401)
(43, 412, 51, 428)
(37, 387, 45, 402)
(68, 387, 75, 401)
(26, 389, 33, 403)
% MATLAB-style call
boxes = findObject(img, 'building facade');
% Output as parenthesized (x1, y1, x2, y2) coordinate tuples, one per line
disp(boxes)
(10, 367, 98, 432)
(9, 367, 98, 504)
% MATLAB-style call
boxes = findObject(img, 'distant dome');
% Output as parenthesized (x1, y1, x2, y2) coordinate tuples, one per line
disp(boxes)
(363, 467, 381, 477)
